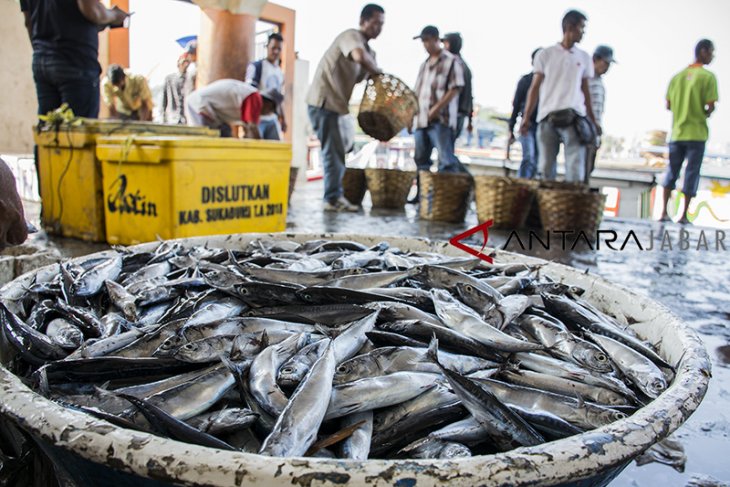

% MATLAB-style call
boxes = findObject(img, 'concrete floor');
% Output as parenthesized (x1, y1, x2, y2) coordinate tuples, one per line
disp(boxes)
(18, 177, 730, 486)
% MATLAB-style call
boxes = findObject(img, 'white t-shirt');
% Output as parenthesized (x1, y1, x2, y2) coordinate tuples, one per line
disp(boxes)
(533, 43, 594, 122)
(186, 79, 257, 125)
(245, 59, 284, 93)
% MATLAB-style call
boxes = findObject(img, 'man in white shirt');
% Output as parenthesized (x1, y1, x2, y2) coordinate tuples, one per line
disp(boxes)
(520, 10, 599, 182)
(306, 4, 384, 212)
(246, 33, 286, 140)
(186, 79, 263, 138)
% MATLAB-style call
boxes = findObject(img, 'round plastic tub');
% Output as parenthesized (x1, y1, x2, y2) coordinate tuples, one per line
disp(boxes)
(0, 233, 711, 487)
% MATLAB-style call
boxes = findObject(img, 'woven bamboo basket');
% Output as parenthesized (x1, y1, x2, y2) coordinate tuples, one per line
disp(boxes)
(342, 168, 368, 206)
(474, 176, 536, 229)
(418, 171, 473, 223)
(537, 189, 607, 232)
(539, 180, 590, 192)
(364, 168, 415, 209)
(358, 74, 419, 142)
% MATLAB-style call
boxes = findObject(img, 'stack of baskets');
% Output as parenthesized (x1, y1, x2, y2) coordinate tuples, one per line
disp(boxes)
(474, 176, 536, 229)
(342, 168, 368, 206)
(364, 168, 415, 209)
(419, 171, 474, 223)
(358, 73, 419, 142)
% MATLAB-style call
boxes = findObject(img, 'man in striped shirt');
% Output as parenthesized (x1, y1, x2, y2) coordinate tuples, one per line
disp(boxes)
(410, 25, 465, 203)
(585, 45, 616, 183)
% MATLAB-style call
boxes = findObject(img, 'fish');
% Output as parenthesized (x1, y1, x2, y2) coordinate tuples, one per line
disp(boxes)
(427, 339, 545, 449)
(334, 345, 497, 384)
(586, 332, 668, 399)
(249, 333, 309, 417)
(277, 312, 378, 387)
(516, 314, 614, 373)
(259, 341, 336, 457)
(325, 372, 437, 421)
(339, 411, 374, 460)
(431, 289, 542, 353)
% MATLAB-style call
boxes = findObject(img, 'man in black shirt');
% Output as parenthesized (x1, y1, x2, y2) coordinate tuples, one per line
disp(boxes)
(21, 0, 128, 118)
(508, 48, 541, 178)
(443, 32, 473, 146)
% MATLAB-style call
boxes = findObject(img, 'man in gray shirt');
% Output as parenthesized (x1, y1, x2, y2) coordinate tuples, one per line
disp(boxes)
(585, 45, 616, 183)
(306, 4, 384, 212)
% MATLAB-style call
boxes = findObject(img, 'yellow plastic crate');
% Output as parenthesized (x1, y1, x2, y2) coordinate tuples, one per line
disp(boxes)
(33, 121, 218, 242)
(96, 136, 292, 245)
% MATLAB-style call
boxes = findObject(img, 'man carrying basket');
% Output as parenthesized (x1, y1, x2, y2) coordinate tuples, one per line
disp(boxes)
(306, 4, 385, 212)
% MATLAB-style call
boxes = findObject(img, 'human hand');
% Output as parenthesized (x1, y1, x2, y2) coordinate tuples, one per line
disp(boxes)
(595, 123, 603, 137)
(280, 120, 288, 133)
(109, 6, 129, 28)
(508, 133, 516, 145)
(0, 160, 28, 251)
(428, 107, 440, 123)
(467, 121, 474, 133)
(519, 119, 530, 136)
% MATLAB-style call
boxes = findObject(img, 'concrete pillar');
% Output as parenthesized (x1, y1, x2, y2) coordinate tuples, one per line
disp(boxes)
(198, 9, 256, 86)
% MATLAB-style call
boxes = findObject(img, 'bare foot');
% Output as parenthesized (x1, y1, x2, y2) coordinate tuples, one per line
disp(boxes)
(678, 216, 692, 225)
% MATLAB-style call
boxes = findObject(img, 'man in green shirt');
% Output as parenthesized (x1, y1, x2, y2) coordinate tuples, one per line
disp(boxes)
(660, 39, 718, 224)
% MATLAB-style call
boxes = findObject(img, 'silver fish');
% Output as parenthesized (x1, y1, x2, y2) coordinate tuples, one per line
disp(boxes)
(259, 341, 336, 457)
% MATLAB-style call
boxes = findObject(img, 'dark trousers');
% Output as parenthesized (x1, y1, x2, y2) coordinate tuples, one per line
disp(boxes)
(661, 141, 706, 198)
(308, 105, 346, 203)
(32, 55, 100, 118)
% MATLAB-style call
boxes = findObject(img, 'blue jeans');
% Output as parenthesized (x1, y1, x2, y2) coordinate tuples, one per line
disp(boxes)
(662, 141, 706, 197)
(308, 105, 346, 203)
(414, 123, 462, 173)
(32, 55, 100, 118)
(259, 117, 281, 140)
(518, 126, 539, 179)
(537, 120, 585, 182)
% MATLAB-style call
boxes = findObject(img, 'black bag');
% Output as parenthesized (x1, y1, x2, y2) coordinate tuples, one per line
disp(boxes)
(547, 109, 577, 128)
(575, 115, 597, 145)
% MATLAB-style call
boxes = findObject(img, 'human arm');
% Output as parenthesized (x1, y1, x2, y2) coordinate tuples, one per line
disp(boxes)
(705, 75, 718, 118)
(279, 109, 287, 133)
(0, 159, 28, 251)
(519, 73, 544, 135)
(508, 77, 528, 142)
(161, 80, 169, 123)
(428, 88, 460, 122)
(139, 79, 154, 121)
(350, 47, 381, 76)
(581, 78, 601, 136)
(76, 0, 128, 28)
(102, 79, 120, 118)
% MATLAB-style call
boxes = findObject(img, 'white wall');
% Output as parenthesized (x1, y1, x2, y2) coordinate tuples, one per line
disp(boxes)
(0, 0, 37, 154)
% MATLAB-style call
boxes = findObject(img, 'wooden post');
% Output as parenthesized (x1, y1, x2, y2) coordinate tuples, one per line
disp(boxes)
(198, 9, 256, 86)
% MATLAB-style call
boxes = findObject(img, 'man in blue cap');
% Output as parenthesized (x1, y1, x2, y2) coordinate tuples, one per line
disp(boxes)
(585, 45, 616, 183)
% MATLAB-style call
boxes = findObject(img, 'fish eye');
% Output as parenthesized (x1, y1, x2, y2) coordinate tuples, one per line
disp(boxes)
(337, 365, 348, 373)
(614, 411, 627, 420)
(653, 380, 666, 391)
(281, 367, 292, 374)
(596, 353, 608, 363)
(302, 294, 312, 301)
(464, 285, 473, 293)
(239, 288, 249, 295)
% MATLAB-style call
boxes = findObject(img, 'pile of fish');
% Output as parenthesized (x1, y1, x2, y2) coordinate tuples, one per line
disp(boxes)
(0, 238, 674, 460)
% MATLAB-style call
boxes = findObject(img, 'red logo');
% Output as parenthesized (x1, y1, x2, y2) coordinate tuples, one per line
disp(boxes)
(449, 220, 494, 263)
